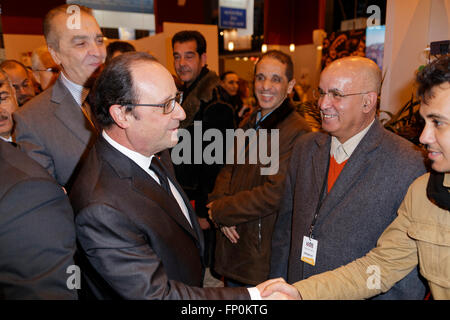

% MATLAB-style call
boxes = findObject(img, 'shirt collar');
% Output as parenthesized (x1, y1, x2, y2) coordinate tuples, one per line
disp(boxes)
(330, 119, 375, 163)
(444, 173, 450, 188)
(60, 72, 89, 107)
(0, 135, 12, 142)
(102, 131, 154, 172)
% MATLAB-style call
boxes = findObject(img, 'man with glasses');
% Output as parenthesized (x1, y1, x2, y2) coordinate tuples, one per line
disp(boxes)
(0, 60, 36, 106)
(70, 52, 280, 299)
(31, 45, 60, 92)
(269, 56, 427, 299)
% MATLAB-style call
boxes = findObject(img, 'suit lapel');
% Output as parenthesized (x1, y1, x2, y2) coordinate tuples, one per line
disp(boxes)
(98, 139, 201, 244)
(52, 77, 97, 144)
(316, 121, 383, 225)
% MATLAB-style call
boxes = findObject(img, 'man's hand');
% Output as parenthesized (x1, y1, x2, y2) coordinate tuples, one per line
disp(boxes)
(255, 278, 295, 300)
(221, 225, 240, 243)
(261, 281, 302, 300)
(197, 217, 211, 230)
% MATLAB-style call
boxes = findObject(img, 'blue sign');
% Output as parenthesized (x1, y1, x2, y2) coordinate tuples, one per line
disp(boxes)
(220, 7, 246, 29)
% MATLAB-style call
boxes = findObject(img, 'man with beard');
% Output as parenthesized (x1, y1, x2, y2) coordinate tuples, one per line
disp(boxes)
(14, 4, 105, 189)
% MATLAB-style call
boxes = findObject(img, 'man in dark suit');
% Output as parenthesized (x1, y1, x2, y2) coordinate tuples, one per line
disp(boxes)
(0, 140, 77, 299)
(269, 56, 427, 299)
(14, 4, 104, 189)
(70, 52, 283, 299)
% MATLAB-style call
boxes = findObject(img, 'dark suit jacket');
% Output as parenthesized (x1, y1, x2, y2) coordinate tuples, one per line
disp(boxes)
(270, 120, 428, 299)
(70, 137, 249, 299)
(0, 140, 77, 299)
(14, 75, 97, 189)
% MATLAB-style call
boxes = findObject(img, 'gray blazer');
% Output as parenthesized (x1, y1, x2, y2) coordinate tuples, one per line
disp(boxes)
(0, 140, 77, 299)
(270, 120, 428, 299)
(13, 75, 97, 188)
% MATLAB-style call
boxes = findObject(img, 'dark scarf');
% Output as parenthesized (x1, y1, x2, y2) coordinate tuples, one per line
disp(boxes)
(254, 98, 294, 130)
(181, 66, 210, 101)
(426, 171, 450, 211)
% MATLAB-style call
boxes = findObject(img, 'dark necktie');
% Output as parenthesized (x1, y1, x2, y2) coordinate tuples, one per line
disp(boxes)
(150, 157, 173, 195)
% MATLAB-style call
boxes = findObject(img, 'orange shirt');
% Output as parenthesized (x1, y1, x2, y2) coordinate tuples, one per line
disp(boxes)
(327, 156, 348, 193)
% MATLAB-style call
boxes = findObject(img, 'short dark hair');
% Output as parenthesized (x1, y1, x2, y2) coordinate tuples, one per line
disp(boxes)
(255, 50, 294, 81)
(106, 41, 136, 64)
(90, 52, 157, 128)
(171, 30, 206, 56)
(43, 4, 93, 50)
(220, 71, 238, 81)
(416, 54, 450, 104)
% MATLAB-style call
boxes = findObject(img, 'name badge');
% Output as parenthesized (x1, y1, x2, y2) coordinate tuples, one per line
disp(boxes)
(301, 236, 318, 266)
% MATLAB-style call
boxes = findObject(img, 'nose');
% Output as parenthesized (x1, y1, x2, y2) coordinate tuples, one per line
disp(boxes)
(419, 122, 435, 146)
(261, 78, 272, 91)
(173, 102, 186, 121)
(88, 40, 104, 57)
(319, 94, 333, 111)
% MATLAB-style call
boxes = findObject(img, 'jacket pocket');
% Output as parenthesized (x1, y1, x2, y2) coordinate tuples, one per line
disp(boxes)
(407, 222, 450, 289)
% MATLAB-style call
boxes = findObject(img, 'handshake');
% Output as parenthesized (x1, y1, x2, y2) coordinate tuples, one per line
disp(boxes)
(256, 278, 302, 300)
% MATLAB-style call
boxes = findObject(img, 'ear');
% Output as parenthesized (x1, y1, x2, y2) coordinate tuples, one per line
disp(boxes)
(48, 46, 61, 66)
(109, 104, 130, 129)
(362, 92, 378, 114)
(200, 53, 207, 67)
(286, 78, 296, 94)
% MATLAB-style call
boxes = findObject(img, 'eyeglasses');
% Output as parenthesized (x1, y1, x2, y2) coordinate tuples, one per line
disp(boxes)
(123, 91, 183, 114)
(313, 88, 371, 102)
(34, 67, 60, 73)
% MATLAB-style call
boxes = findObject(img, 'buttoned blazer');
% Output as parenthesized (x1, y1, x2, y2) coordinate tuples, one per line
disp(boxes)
(0, 140, 77, 299)
(270, 120, 428, 299)
(14, 75, 97, 188)
(70, 138, 249, 299)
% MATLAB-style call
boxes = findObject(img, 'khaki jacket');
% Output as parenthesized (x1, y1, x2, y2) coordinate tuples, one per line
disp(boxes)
(294, 173, 450, 300)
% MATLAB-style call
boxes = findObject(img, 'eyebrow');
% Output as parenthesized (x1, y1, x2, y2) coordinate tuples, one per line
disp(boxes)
(71, 35, 89, 42)
(426, 113, 449, 121)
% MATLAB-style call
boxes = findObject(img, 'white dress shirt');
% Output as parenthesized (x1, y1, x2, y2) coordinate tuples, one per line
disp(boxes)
(102, 131, 192, 228)
(60, 72, 89, 107)
(330, 119, 375, 164)
(0, 135, 12, 142)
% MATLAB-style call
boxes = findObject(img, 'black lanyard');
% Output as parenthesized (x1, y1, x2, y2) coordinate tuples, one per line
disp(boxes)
(308, 157, 330, 239)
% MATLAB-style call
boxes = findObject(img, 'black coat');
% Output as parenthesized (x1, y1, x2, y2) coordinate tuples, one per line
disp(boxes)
(70, 137, 249, 299)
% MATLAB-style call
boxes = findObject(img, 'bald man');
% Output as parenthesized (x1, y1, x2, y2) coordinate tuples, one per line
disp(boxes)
(0, 60, 35, 106)
(269, 57, 427, 299)
(31, 45, 60, 91)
